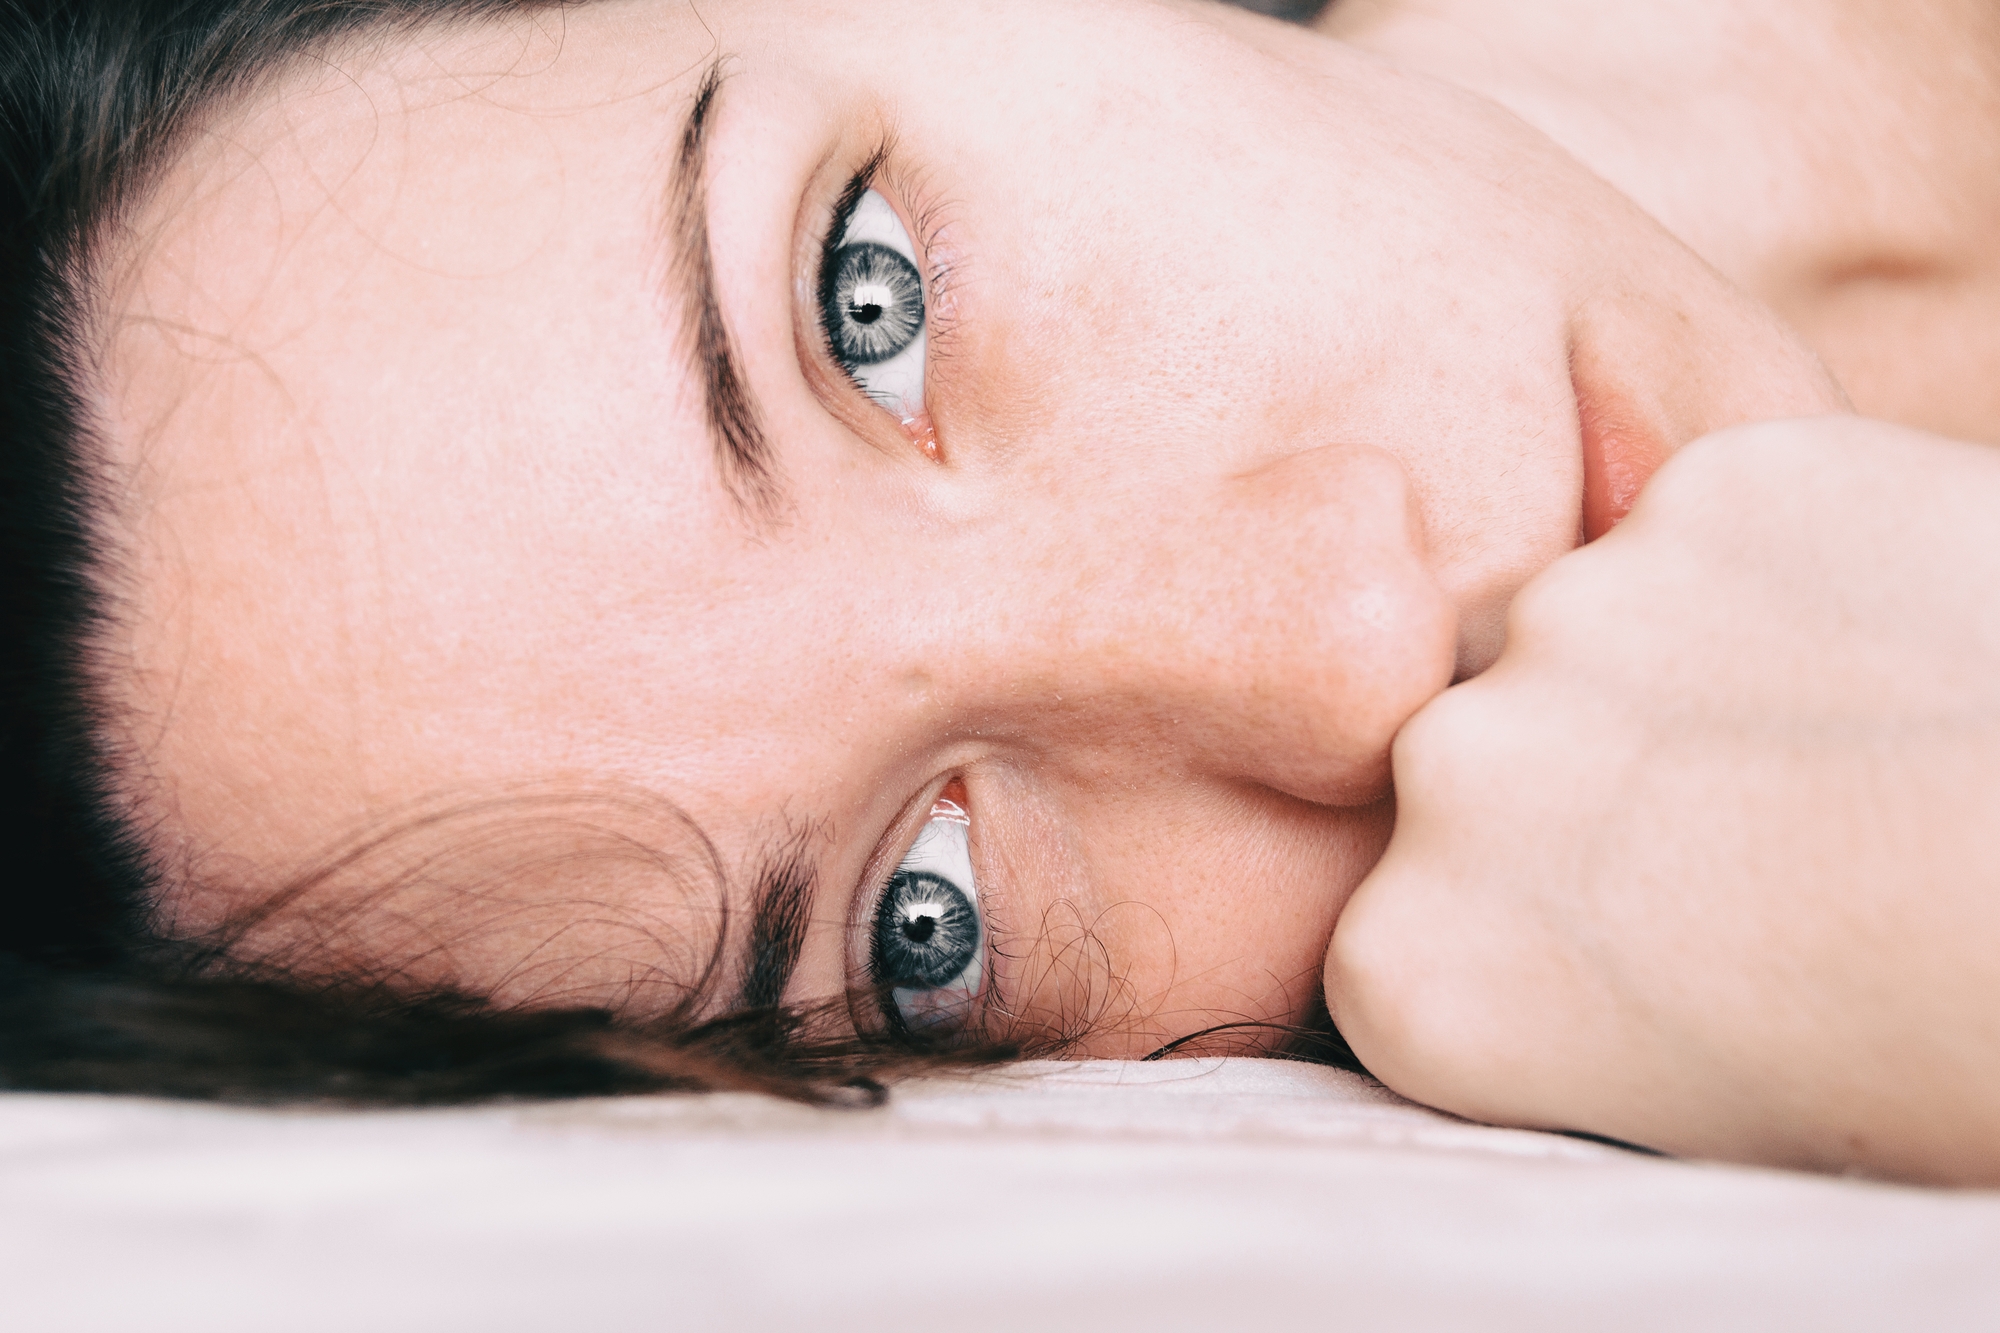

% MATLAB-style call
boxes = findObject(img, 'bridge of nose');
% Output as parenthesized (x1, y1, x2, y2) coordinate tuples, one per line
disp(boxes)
(934, 442, 1457, 806)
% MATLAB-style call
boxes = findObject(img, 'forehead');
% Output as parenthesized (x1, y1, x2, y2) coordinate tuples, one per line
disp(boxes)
(109, 14, 694, 475)
(95, 14, 768, 887)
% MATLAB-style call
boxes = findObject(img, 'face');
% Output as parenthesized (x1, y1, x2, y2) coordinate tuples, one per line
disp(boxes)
(99, 0, 1838, 1054)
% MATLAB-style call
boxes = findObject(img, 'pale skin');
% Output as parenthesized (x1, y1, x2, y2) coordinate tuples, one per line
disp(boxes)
(1332, 418, 2000, 1185)
(1318, 0, 2000, 447)
(93, 0, 1999, 1173)
(1315, 0, 2000, 1183)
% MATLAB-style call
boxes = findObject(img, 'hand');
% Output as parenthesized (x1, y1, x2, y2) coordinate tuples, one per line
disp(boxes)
(1328, 416, 2000, 1183)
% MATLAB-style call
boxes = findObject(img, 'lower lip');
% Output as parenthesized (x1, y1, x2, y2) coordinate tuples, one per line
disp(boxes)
(1574, 369, 1672, 543)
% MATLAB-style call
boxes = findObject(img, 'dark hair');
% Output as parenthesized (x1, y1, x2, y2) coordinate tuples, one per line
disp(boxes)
(0, 0, 1352, 1108)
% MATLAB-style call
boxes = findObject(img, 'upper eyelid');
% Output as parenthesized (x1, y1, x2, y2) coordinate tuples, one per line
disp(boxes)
(888, 175, 959, 351)
(960, 806, 1011, 1039)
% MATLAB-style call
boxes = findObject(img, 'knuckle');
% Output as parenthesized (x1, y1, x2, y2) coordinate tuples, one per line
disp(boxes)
(1633, 417, 1841, 525)
(1327, 875, 1485, 1102)
(1390, 684, 1481, 786)
(1499, 535, 1657, 662)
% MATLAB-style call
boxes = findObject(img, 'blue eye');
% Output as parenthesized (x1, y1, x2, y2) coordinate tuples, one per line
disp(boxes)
(817, 188, 927, 420)
(870, 796, 983, 1033)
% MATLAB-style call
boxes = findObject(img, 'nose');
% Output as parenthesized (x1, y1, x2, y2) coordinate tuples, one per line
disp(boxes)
(961, 442, 1457, 806)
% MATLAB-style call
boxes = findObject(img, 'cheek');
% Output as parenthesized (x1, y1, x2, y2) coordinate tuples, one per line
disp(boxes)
(934, 165, 1333, 468)
(933, 283, 1067, 453)
(1042, 792, 1395, 1059)
(935, 207, 1221, 452)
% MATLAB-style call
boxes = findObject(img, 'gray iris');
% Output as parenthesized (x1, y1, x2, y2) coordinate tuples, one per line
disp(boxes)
(822, 241, 924, 367)
(873, 870, 978, 989)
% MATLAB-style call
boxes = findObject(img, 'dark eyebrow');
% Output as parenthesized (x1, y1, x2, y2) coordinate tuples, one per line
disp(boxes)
(669, 60, 782, 517)
(736, 827, 817, 1011)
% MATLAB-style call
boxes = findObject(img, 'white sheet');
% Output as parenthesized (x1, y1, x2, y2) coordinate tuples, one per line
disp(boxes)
(5, 1058, 1998, 1330)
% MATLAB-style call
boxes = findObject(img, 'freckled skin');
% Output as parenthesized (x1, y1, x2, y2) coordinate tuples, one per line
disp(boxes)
(1321, 0, 2000, 446)
(99, 0, 1837, 1049)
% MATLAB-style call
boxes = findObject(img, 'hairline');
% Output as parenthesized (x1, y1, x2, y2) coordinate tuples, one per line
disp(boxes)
(56, 5, 823, 1015)
(45, 0, 611, 954)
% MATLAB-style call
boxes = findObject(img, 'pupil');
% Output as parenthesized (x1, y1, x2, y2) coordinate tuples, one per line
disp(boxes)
(902, 913, 937, 944)
(850, 301, 884, 325)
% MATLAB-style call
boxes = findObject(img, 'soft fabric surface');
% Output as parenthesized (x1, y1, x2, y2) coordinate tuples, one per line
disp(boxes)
(5, 1057, 1997, 1330)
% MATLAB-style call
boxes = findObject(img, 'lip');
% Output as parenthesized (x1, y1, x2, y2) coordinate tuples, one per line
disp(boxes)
(1572, 354, 1674, 543)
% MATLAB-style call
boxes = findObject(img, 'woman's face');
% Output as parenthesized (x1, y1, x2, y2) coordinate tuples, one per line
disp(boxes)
(103, 0, 1836, 1051)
